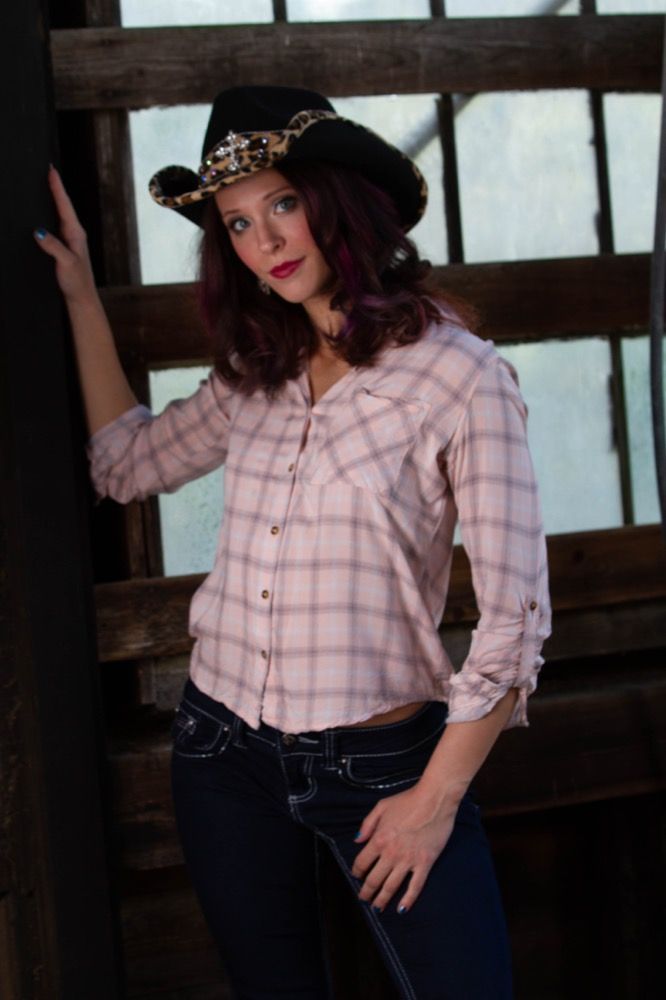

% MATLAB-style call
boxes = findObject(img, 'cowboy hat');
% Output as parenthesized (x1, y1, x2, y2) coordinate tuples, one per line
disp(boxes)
(149, 85, 427, 230)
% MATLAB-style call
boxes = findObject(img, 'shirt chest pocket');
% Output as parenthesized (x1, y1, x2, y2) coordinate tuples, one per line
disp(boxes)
(301, 390, 429, 496)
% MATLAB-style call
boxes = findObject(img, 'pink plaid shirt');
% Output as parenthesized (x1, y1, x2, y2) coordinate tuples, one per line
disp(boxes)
(88, 316, 551, 732)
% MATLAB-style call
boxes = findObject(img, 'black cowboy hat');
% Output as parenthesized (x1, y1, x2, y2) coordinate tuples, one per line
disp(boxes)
(149, 85, 428, 231)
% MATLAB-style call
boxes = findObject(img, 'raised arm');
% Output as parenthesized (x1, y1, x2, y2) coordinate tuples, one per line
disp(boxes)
(34, 165, 137, 436)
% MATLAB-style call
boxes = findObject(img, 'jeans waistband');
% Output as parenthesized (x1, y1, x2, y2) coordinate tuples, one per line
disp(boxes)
(181, 678, 448, 758)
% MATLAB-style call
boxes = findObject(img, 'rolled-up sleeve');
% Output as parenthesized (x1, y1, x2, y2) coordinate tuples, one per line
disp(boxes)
(442, 355, 551, 730)
(86, 370, 237, 503)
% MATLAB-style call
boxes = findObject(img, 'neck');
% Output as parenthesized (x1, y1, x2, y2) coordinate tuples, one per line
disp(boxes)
(302, 295, 345, 359)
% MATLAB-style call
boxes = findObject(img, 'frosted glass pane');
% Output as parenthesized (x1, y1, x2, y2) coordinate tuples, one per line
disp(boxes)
(498, 339, 623, 534)
(446, 0, 579, 14)
(149, 367, 225, 576)
(287, 0, 430, 18)
(130, 105, 209, 284)
(604, 95, 660, 254)
(120, 0, 272, 25)
(333, 94, 447, 264)
(597, 0, 665, 11)
(130, 94, 447, 283)
(456, 90, 598, 263)
(622, 336, 665, 525)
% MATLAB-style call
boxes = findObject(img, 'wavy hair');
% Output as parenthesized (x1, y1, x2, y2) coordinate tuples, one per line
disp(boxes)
(198, 159, 476, 396)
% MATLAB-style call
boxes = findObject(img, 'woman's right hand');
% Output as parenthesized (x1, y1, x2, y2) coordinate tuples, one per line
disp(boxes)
(34, 165, 97, 303)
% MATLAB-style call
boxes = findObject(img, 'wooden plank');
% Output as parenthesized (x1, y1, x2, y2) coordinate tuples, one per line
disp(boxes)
(116, 792, 666, 997)
(50, 17, 663, 111)
(109, 656, 666, 871)
(99, 254, 652, 368)
(1, 1, 123, 994)
(119, 881, 231, 998)
(480, 670, 666, 815)
(94, 525, 666, 662)
(445, 598, 666, 670)
(0, 895, 19, 1000)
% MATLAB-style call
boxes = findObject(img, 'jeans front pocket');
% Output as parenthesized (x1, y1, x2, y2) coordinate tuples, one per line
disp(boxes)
(338, 726, 443, 792)
(171, 703, 232, 759)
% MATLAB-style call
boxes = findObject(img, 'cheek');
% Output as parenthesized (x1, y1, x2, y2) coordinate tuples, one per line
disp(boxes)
(230, 238, 259, 274)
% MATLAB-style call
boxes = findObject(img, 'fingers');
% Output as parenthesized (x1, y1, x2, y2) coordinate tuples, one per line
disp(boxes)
(368, 865, 413, 913)
(357, 857, 394, 905)
(33, 226, 76, 267)
(48, 165, 84, 234)
(353, 802, 383, 846)
(396, 867, 429, 915)
(357, 854, 432, 914)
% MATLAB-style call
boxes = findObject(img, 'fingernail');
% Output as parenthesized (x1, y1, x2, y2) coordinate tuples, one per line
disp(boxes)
(398, 905, 407, 914)
(372, 906, 382, 913)
(354, 830, 362, 840)
(35, 228, 47, 239)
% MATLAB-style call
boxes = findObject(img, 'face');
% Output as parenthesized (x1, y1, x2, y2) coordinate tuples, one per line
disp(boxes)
(214, 168, 333, 313)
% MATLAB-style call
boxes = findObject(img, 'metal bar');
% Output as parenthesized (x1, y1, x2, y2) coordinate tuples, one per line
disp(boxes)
(272, 0, 287, 21)
(649, 17, 666, 541)
(582, 0, 635, 525)
(430, 0, 464, 264)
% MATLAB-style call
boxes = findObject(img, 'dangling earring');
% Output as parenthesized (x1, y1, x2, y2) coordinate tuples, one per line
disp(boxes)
(258, 278, 271, 295)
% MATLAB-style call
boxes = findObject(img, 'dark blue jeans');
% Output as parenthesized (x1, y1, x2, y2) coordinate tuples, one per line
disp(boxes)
(171, 678, 514, 1000)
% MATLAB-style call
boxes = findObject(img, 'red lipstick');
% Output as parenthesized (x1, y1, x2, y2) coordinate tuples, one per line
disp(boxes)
(269, 258, 303, 279)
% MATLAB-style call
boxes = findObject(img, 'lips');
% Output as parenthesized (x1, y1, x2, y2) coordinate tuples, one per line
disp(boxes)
(269, 258, 304, 279)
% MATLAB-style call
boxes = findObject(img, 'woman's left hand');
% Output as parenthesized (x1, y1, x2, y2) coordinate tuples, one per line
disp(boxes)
(351, 782, 461, 914)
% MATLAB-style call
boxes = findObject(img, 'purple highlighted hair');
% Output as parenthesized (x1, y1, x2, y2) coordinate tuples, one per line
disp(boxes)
(198, 159, 476, 396)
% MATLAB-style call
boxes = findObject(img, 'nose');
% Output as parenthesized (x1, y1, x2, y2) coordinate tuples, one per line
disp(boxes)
(256, 219, 284, 255)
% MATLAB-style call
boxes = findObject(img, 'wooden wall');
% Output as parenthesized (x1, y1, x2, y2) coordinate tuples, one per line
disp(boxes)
(4, 2, 665, 997)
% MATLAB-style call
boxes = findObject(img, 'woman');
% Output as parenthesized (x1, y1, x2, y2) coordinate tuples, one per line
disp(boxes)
(35, 86, 550, 1000)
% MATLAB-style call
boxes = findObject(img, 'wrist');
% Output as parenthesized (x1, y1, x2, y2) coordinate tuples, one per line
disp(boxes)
(415, 772, 469, 812)
(65, 284, 100, 310)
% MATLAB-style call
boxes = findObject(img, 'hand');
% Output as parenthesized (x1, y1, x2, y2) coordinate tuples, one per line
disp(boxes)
(33, 165, 97, 303)
(351, 782, 460, 914)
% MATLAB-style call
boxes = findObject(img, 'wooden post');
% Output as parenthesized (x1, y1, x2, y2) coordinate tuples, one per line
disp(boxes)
(0, 1, 123, 995)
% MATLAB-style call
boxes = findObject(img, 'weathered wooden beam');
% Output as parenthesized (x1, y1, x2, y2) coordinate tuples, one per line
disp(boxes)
(98, 254, 652, 368)
(51, 16, 663, 111)
(94, 525, 666, 663)
(109, 661, 666, 870)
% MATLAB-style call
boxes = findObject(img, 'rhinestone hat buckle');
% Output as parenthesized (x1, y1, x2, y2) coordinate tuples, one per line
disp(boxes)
(214, 130, 250, 172)
(199, 130, 270, 184)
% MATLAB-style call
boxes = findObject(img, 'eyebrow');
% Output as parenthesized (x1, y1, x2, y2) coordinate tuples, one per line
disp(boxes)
(221, 185, 294, 219)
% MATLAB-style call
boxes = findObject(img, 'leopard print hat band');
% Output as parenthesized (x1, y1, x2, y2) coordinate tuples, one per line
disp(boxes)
(148, 86, 428, 231)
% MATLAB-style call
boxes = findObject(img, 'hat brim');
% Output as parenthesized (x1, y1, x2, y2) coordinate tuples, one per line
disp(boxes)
(149, 113, 427, 232)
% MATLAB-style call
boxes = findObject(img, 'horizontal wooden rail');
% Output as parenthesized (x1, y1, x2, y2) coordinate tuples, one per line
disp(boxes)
(94, 524, 666, 663)
(51, 17, 662, 111)
(99, 254, 652, 368)
(110, 662, 666, 870)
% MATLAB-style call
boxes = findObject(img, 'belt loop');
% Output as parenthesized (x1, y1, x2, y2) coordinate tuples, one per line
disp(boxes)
(231, 713, 247, 749)
(323, 730, 338, 771)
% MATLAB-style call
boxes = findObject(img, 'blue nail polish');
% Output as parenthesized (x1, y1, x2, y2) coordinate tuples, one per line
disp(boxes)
(398, 905, 407, 914)
(35, 228, 47, 240)
(372, 906, 382, 913)
(354, 830, 362, 840)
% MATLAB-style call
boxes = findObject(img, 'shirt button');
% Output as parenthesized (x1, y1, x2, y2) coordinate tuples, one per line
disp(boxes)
(270, 525, 280, 535)
(529, 601, 538, 611)
(288, 463, 295, 472)
(282, 733, 297, 747)
(260, 649, 268, 659)
(261, 589, 270, 600)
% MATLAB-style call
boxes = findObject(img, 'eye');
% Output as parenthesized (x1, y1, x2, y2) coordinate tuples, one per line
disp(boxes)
(275, 194, 297, 213)
(228, 216, 249, 234)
